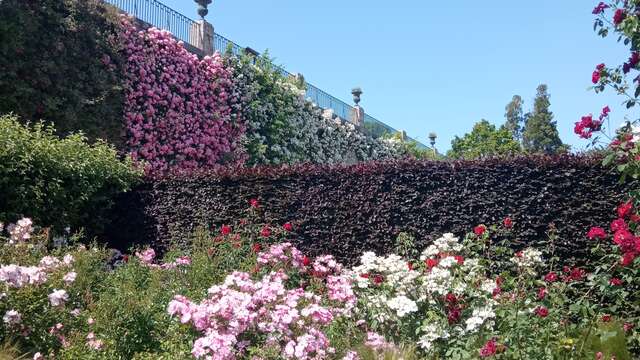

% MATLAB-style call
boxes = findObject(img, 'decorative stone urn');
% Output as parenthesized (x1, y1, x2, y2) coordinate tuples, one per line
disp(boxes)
(195, 0, 213, 19)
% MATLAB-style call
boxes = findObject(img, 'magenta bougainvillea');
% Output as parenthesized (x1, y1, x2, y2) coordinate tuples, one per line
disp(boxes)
(119, 16, 245, 174)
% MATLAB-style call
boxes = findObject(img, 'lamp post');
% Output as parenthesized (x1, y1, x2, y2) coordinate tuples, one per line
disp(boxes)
(428, 132, 437, 156)
(195, 0, 212, 19)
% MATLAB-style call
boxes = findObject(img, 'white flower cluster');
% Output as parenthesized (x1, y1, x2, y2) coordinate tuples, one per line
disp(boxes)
(464, 305, 496, 333)
(386, 295, 418, 318)
(420, 233, 463, 260)
(351, 233, 500, 355)
(511, 248, 544, 269)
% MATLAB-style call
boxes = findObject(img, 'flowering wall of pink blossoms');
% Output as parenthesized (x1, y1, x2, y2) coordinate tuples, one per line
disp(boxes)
(119, 17, 245, 174)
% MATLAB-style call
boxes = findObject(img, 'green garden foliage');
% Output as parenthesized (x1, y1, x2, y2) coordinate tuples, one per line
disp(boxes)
(448, 120, 521, 159)
(0, 0, 125, 147)
(0, 114, 141, 236)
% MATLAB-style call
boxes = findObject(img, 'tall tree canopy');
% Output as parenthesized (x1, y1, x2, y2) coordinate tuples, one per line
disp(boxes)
(504, 95, 524, 141)
(448, 119, 521, 160)
(522, 84, 567, 154)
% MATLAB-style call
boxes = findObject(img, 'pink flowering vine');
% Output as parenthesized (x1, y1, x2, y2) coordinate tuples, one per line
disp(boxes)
(118, 16, 246, 175)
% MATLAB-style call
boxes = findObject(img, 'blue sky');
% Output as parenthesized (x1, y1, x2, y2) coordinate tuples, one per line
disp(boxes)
(161, 0, 636, 151)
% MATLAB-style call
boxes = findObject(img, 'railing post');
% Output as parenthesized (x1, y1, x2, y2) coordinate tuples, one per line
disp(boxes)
(191, 0, 214, 56)
(350, 87, 365, 129)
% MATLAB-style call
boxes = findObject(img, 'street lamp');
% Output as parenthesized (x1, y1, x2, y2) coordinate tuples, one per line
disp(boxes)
(195, 0, 212, 19)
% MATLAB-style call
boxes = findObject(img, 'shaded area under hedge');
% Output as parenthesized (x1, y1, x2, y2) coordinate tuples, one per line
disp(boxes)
(108, 155, 633, 264)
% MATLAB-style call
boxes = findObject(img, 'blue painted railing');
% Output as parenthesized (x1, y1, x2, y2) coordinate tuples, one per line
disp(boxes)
(103, 0, 424, 145)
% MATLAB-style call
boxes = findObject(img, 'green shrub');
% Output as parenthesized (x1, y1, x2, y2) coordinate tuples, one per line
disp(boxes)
(0, 114, 141, 236)
(0, 0, 124, 147)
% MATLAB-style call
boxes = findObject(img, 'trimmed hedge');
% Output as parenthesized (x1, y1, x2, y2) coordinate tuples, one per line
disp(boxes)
(108, 155, 632, 264)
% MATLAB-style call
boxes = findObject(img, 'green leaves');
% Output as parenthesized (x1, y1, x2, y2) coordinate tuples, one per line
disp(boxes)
(0, 114, 141, 236)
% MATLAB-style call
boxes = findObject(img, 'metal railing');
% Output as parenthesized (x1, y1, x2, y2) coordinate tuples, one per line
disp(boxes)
(103, 0, 423, 145)
(105, 0, 194, 44)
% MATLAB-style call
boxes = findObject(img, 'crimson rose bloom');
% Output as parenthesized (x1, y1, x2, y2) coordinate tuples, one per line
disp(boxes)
(618, 201, 634, 218)
(474, 224, 487, 236)
(249, 198, 260, 208)
(221, 225, 232, 235)
(302, 256, 311, 266)
(544, 272, 558, 283)
(587, 226, 607, 240)
(282, 222, 293, 232)
(373, 274, 384, 285)
(479, 338, 498, 358)
(537, 287, 547, 300)
(592, 70, 601, 84)
(503, 217, 513, 228)
(611, 218, 628, 232)
(613, 9, 626, 25)
(535, 306, 549, 318)
(425, 258, 439, 269)
(609, 277, 623, 286)
(252, 243, 262, 253)
(260, 226, 271, 238)
(602, 314, 612, 322)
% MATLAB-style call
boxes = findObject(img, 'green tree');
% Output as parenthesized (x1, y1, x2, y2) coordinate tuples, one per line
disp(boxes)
(447, 120, 521, 159)
(522, 84, 567, 153)
(505, 95, 524, 141)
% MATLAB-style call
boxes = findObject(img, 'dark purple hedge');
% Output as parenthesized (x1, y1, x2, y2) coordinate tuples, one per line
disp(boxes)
(107, 155, 632, 264)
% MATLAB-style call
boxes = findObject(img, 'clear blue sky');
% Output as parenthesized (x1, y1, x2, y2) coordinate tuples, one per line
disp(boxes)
(161, 0, 636, 151)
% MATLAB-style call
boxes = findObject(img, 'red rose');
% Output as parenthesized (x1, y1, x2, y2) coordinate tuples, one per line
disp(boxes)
(425, 258, 439, 269)
(373, 274, 384, 285)
(544, 272, 558, 283)
(597, 63, 606, 71)
(474, 224, 487, 236)
(407, 262, 414, 271)
(609, 277, 623, 286)
(621, 252, 636, 267)
(592, 2, 609, 15)
(495, 276, 504, 286)
(624, 323, 635, 332)
(302, 256, 311, 266)
(537, 287, 547, 300)
(445, 293, 457, 304)
(249, 198, 259, 208)
(630, 214, 640, 223)
(535, 306, 549, 318)
(221, 224, 232, 235)
(613, 9, 626, 25)
(503, 217, 513, 228)
(592, 70, 601, 84)
(123, 255, 129, 263)
(492, 286, 502, 297)
(479, 338, 498, 358)
(447, 306, 462, 324)
(283, 222, 293, 232)
(359, 273, 370, 279)
(587, 226, 607, 240)
(618, 201, 634, 218)
(602, 314, 612, 322)
(568, 267, 586, 282)
(260, 226, 271, 238)
(252, 243, 262, 253)
(454, 255, 464, 265)
(611, 218, 628, 233)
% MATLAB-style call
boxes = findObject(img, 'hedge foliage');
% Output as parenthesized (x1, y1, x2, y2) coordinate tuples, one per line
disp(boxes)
(108, 155, 630, 264)
(0, 0, 125, 147)
(224, 53, 400, 166)
(0, 114, 142, 236)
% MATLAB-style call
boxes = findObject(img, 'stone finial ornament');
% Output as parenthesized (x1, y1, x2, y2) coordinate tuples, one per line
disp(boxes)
(195, 0, 213, 19)
(351, 87, 363, 105)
